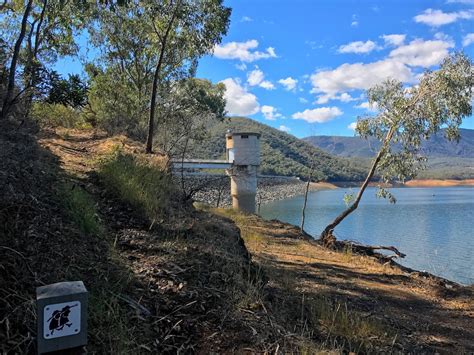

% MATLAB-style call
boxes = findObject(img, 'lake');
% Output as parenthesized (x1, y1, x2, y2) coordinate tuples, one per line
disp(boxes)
(259, 186, 474, 285)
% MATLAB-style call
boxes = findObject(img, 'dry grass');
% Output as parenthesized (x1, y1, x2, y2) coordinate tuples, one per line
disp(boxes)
(97, 150, 173, 223)
(211, 207, 474, 353)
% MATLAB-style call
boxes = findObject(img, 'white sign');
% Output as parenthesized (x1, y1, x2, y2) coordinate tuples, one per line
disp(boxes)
(43, 301, 81, 339)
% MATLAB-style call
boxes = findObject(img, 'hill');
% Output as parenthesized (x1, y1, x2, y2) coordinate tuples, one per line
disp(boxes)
(304, 129, 474, 179)
(189, 117, 367, 182)
(304, 128, 474, 158)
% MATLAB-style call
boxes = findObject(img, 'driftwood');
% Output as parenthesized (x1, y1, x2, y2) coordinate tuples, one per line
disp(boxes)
(318, 233, 406, 262)
(355, 244, 406, 258)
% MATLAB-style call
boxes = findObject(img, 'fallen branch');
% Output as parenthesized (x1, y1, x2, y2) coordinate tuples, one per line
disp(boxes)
(352, 244, 406, 258)
(317, 237, 407, 260)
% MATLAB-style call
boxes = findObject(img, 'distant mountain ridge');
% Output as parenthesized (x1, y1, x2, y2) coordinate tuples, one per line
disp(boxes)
(189, 117, 367, 182)
(304, 128, 474, 158)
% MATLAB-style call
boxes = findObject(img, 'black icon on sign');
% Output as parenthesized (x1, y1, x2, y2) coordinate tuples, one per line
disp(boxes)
(47, 304, 78, 335)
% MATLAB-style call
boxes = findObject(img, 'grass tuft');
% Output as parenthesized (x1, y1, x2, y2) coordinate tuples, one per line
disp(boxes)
(98, 150, 173, 222)
(61, 182, 103, 236)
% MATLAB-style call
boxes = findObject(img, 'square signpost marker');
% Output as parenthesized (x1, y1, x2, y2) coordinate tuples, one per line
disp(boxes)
(36, 281, 88, 354)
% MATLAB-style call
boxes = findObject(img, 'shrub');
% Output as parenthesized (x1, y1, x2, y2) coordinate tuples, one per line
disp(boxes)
(98, 151, 172, 222)
(31, 102, 90, 128)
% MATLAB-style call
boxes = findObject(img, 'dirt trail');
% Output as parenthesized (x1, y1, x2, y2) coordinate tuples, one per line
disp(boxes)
(39, 128, 474, 353)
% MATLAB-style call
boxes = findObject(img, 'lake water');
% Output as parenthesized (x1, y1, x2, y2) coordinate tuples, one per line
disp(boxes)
(259, 187, 474, 285)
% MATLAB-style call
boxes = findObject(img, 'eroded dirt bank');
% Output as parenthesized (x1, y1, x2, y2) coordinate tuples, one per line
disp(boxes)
(212, 210, 474, 354)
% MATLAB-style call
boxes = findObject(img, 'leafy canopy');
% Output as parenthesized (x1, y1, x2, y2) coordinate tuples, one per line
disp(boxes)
(356, 53, 474, 186)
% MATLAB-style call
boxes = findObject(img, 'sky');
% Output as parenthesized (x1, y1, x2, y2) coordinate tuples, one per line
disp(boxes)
(55, 0, 474, 138)
(196, 0, 474, 137)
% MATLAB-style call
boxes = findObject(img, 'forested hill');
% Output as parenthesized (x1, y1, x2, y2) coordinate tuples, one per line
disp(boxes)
(189, 117, 367, 182)
(304, 128, 474, 158)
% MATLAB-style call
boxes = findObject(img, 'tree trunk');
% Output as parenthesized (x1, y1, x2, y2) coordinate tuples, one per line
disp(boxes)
(2, 0, 34, 119)
(319, 127, 395, 245)
(300, 165, 314, 233)
(145, 58, 162, 153)
(145, 1, 179, 154)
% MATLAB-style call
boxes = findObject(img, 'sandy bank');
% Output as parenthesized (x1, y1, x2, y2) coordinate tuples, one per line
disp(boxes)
(405, 179, 474, 187)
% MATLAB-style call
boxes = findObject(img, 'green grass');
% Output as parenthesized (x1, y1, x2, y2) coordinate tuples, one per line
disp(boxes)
(61, 182, 103, 236)
(98, 151, 173, 223)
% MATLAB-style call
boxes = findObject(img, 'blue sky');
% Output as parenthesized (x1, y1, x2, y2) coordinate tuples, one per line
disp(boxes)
(55, 0, 474, 138)
(196, 0, 474, 137)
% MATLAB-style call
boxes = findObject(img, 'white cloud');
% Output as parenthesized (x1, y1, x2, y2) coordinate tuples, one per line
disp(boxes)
(259, 81, 275, 90)
(389, 39, 453, 67)
(235, 63, 247, 71)
(414, 8, 474, 27)
(241, 16, 253, 22)
(462, 33, 474, 46)
(247, 68, 275, 90)
(220, 78, 259, 116)
(310, 59, 414, 99)
(310, 37, 454, 100)
(292, 107, 343, 123)
(299, 97, 309, 103)
(381, 34, 406, 47)
(339, 93, 356, 102)
(213, 40, 277, 62)
(338, 40, 379, 54)
(351, 14, 359, 27)
(279, 125, 291, 133)
(315, 92, 357, 104)
(247, 69, 264, 86)
(261, 105, 282, 120)
(278, 77, 298, 91)
(355, 101, 379, 112)
(348, 122, 358, 130)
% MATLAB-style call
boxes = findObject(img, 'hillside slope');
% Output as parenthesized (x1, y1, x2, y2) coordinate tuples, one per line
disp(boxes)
(304, 128, 474, 158)
(189, 117, 366, 182)
(304, 129, 474, 179)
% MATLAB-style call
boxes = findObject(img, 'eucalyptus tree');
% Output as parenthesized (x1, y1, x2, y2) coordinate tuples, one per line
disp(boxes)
(142, 0, 231, 153)
(154, 78, 226, 156)
(320, 53, 474, 245)
(89, 0, 231, 152)
(1, 0, 33, 118)
(1, 0, 81, 118)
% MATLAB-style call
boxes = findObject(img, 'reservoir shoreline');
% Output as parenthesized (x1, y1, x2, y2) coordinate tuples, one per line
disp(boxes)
(188, 174, 474, 208)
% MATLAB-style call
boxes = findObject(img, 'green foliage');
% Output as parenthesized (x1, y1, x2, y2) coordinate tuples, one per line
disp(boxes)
(31, 102, 89, 128)
(343, 192, 355, 206)
(98, 151, 173, 222)
(86, 65, 150, 138)
(356, 53, 474, 188)
(375, 187, 396, 204)
(61, 182, 103, 236)
(86, 0, 231, 149)
(155, 78, 227, 156)
(46, 71, 88, 108)
(321, 54, 473, 239)
(188, 116, 367, 182)
(1, 0, 83, 106)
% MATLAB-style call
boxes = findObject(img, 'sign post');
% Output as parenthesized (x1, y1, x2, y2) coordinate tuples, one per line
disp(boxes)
(36, 281, 88, 354)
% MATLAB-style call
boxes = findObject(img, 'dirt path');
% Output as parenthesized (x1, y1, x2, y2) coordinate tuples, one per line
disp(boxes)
(215, 212, 474, 353)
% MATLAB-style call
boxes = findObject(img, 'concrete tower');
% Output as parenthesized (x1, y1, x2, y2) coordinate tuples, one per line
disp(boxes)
(226, 131, 261, 213)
